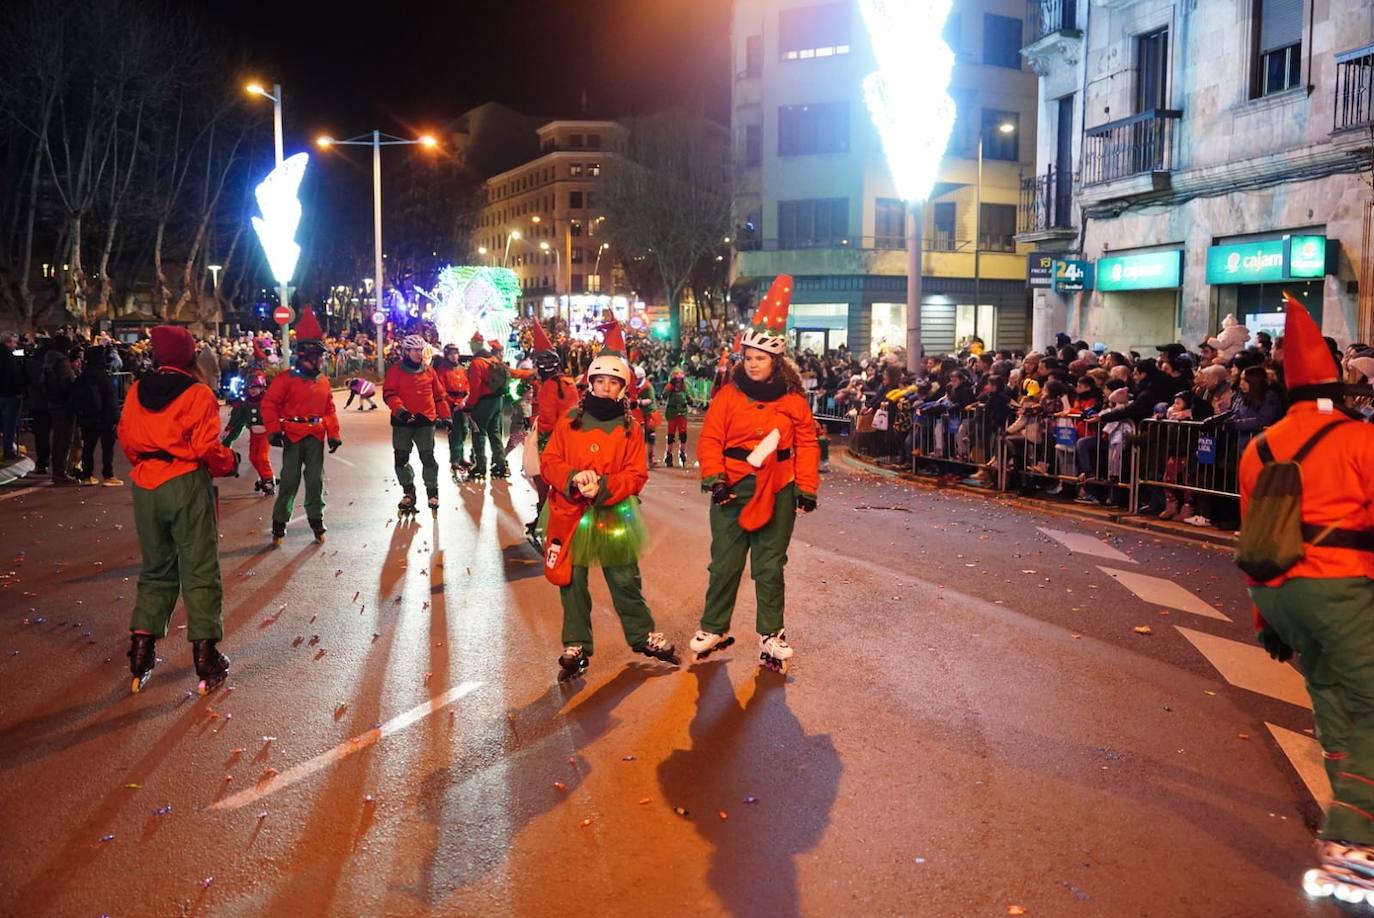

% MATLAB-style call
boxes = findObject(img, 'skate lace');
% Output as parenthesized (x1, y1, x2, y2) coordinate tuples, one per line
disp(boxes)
(763, 632, 790, 650)
(561, 645, 584, 660)
(645, 632, 668, 651)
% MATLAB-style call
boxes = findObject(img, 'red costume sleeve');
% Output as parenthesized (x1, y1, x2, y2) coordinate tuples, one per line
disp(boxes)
(786, 393, 821, 498)
(188, 387, 238, 478)
(430, 370, 452, 419)
(382, 364, 405, 413)
(540, 417, 579, 498)
(467, 360, 489, 401)
(697, 386, 730, 486)
(596, 422, 649, 505)
(260, 372, 287, 435)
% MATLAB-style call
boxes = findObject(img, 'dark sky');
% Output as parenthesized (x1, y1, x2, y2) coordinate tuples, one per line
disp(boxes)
(198, 0, 732, 148)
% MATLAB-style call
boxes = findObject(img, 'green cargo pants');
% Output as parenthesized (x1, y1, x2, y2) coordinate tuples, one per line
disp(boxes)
(1251, 576, 1374, 844)
(129, 470, 223, 641)
(560, 563, 656, 656)
(700, 478, 796, 637)
(273, 436, 325, 525)
(447, 413, 469, 466)
(393, 423, 438, 493)
(469, 395, 505, 474)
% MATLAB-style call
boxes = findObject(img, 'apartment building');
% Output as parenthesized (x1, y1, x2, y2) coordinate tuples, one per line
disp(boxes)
(1018, 0, 1374, 352)
(731, 0, 1039, 356)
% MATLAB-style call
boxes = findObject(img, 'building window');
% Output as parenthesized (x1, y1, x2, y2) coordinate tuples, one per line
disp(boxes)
(777, 198, 848, 248)
(1253, 0, 1302, 97)
(875, 198, 906, 249)
(587, 134, 601, 149)
(745, 34, 763, 76)
(570, 163, 584, 178)
(744, 125, 762, 167)
(779, 3, 850, 60)
(587, 274, 602, 293)
(983, 14, 1023, 69)
(979, 203, 1017, 252)
(1136, 27, 1170, 111)
(571, 246, 585, 264)
(570, 220, 583, 237)
(588, 162, 601, 177)
(570, 191, 584, 209)
(778, 102, 848, 156)
(570, 134, 585, 149)
(932, 202, 957, 251)
(572, 274, 587, 293)
(981, 110, 1019, 160)
(586, 191, 597, 209)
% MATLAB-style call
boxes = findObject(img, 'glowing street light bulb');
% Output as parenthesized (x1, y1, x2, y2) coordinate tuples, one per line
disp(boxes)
(245, 82, 265, 96)
(419, 134, 437, 148)
(316, 136, 334, 148)
(531, 215, 541, 224)
(539, 241, 551, 251)
(510, 230, 522, 240)
(477, 246, 488, 255)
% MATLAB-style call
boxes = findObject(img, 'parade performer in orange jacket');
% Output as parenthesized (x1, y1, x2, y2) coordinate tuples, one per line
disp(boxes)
(527, 321, 580, 542)
(434, 342, 471, 478)
(691, 274, 820, 672)
(466, 332, 510, 480)
(261, 307, 341, 545)
(118, 325, 240, 695)
(1239, 297, 1374, 902)
(537, 336, 679, 682)
(385, 334, 452, 514)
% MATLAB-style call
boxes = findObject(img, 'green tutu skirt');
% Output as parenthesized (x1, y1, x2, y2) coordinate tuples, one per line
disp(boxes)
(537, 496, 650, 568)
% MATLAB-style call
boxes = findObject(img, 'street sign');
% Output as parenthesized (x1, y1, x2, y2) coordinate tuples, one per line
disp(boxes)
(1284, 234, 1328, 278)
(1096, 250, 1183, 292)
(1027, 254, 1055, 288)
(1052, 259, 1094, 292)
(371, 310, 386, 326)
(273, 304, 295, 326)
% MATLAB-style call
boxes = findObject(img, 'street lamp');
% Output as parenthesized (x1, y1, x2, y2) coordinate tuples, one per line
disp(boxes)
(858, 0, 958, 372)
(207, 264, 222, 290)
(245, 80, 292, 361)
(974, 120, 1017, 343)
(316, 130, 439, 375)
(539, 240, 563, 322)
(503, 229, 521, 267)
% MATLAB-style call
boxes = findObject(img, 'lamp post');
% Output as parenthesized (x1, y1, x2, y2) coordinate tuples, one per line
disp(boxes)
(245, 81, 292, 363)
(317, 130, 438, 376)
(502, 230, 521, 268)
(539, 240, 562, 323)
(974, 121, 1017, 345)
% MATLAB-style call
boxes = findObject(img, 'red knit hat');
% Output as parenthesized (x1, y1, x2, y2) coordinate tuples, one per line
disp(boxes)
(1281, 292, 1339, 393)
(294, 306, 324, 345)
(150, 325, 196, 369)
(529, 320, 555, 353)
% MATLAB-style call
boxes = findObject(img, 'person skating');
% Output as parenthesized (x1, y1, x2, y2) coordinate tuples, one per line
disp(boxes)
(631, 364, 661, 469)
(261, 307, 341, 544)
(466, 332, 510, 480)
(344, 376, 378, 411)
(433, 343, 471, 480)
(528, 321, 580, 544)
(538, 337, 678, 683)
(116, 326, 240, 694)
(662, 367, 690, 468)
(221, 371, 275, 495)
(1237, 296, 1374, 904)
(385, 335, 452, 515)
(693, 274, 820, 673)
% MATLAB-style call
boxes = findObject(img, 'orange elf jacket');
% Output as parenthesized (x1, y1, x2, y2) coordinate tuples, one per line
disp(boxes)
(261, 368, 340, 443)
(536, 376, 581, 436)
(1239, 401, 1374, 609)
(383, 362, 452, 421)
(117, 368, 238, 489)
(698, 381, 820, 530)
(434, 362, 469, 412)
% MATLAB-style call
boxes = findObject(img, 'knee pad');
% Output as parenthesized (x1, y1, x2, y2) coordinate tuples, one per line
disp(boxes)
(678, 432, 688, 445)
(393, 449, 411, 466)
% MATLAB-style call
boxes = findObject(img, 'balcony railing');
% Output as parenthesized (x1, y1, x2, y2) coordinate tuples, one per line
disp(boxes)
(1082, 109, 1182, 185)
(1018, 165, 1076, 234)
(1026, 0, 1079, 44)
(1334, 44, 1374, 132)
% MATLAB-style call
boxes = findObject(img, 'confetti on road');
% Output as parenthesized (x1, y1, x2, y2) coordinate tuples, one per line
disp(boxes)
(1133, 626, 1153, 635)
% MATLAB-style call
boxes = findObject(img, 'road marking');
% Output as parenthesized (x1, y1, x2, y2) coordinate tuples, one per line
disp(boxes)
(1175, 626, 1310, 709)
(209, 680, 483, 810)
(1038, 527, 1135, 562)
(330, 454, 355, 467)
(1267, 722, 1332, 809)
(1098, 566, 1230, 621)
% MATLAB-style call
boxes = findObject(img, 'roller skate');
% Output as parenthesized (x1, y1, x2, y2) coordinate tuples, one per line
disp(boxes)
(270, 520, 285, 547)
(689, 630, 735, 662)
(398, 490, 418, 520)
(525, 520, 542, 552)
(490, 465, 510, 481)
(128, 633, 157, 694)
(678, 446, 687, 468)
(469, 467, 487, 484)
(253, 476, 274, 496)
(1305, 841, 1374, 905)
(192, 639, 229, 695)
(634, 632, 680, 667)
(451, 462, 469, 484)
(427, 490, 440, 514)
(663, 450, 674, 468)
(557, 645, 588, 683)
(309, 518, 327, 543)
(759, 631, 793, 674)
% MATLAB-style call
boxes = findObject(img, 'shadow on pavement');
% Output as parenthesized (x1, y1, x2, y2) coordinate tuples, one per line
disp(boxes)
(656, 665, 841, 918)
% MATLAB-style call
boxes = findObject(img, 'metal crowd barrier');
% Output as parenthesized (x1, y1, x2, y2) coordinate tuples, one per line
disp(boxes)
(1134, 418, 1244, 504)
(910, 404, 1003, 483)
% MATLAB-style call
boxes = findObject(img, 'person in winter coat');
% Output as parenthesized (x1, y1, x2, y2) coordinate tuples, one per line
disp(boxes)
(384, 334, 452, 512)
(72, 345, 121, 485)
(221, 371, 275, 495)
(692, 274, 820, 672)
(528, 324, 580, 542)
(466, 333, 510, 480)
(433, 343, 470, 476)
(22, 342, 50, 473)
(662, 367, 691, 468)
(42, 335, 77, 484)
(631, 364, 661, 469)
(0, 332, 24, 460)
(261, 308, 341, 544)
(117, 325, 240, 695)
(538, 338, 679, 683)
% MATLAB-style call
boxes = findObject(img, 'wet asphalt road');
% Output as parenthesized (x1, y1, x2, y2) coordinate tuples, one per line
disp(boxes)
(0, 392, 1345, 916)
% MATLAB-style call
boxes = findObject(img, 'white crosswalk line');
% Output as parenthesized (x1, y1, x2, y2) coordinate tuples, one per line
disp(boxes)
(1267, 722, 1332, 809)
(1175, 626, 1311, 708)
(1098, 566, 1230, 621)
(1038, 527, 1135, 562)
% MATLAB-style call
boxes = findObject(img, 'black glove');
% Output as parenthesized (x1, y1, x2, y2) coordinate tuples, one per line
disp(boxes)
(796, 494, 817, 514)
(230, 451, 242, 476)
(435, 417, 451, 431)
(328, 438, 342, 454)
(393, 408, 413, 425)
(1259, 627, 1293, 662)
(268, 432, 285, 448)
(710, 481, 735, 506)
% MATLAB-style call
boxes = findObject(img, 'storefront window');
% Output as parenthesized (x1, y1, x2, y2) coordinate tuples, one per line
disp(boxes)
(871, 303, 906, 354)
(1236, 280, 1322, 342)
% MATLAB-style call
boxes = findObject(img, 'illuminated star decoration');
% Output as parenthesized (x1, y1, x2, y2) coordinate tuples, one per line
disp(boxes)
(250, 152, 309, 284)
(432, 265, 521, 352)
(857, 0, 957, 203)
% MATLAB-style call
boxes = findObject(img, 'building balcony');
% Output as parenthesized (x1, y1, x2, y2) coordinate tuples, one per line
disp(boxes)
(1334, 44, 1374, 133)
(1081, 109, 1182, 196)
(734, 237, 1026, 283)
(1022, 0, 1082, 75)
(1017, 166, 1078, 242)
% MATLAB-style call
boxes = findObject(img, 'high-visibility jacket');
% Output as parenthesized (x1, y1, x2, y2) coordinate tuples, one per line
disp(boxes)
(117, 368, 237, 489)
(383, 362, 451, 421)
(261, 368, 340, 443)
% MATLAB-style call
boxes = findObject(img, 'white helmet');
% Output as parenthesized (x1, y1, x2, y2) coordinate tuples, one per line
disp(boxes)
(634, 365, 646, 382)
(739, 327, 787, 355)
(586, 352, 631, 386)
(402, 334, 426, 351)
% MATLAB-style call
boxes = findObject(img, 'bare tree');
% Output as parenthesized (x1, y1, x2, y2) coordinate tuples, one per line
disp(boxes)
(600, 110, 731, 348)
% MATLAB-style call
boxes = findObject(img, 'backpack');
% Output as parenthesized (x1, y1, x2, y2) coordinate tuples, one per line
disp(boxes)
(486, 358, 509, 395)
(1234, 420, 1348, 581)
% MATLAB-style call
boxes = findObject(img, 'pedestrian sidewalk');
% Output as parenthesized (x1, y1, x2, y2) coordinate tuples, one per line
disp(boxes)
(0, 455, 36, 487)
(837, 448, 1238, 548)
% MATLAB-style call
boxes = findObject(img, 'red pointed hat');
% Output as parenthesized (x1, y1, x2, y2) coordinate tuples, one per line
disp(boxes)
(1281, 292, 1339, 392)
(294, 305, 324, 345)
(589, 319, 634, 393)
(740, 274, 792, 355)
(529, 320, 555, 353)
